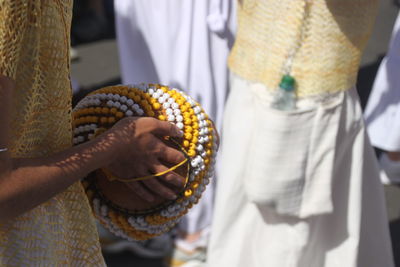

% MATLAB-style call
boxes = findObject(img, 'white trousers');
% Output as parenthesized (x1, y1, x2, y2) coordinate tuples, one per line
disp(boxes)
(207, 74, 394, 267)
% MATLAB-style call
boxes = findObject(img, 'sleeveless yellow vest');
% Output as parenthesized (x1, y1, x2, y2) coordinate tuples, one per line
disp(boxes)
(0, 1, 105, 265)
(229, 0, 379, 98)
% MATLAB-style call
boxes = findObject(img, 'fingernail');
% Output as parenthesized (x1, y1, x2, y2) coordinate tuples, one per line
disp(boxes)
(169, 194, 177, 200)
(178, 130, 184, 137)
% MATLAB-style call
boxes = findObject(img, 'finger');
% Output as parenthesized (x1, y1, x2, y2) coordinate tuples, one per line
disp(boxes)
(126, 181, 156, 202)
(158, 146, 186, 164)
(152, 163, 186, 187)
(142, 178, 177, 200)
(151, 120, 183, 138)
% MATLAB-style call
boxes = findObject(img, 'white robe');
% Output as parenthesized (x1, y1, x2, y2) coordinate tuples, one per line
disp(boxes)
(114, 0, 236, 240)
(207, 74, 394, 267)
(365, 12, 400, 152)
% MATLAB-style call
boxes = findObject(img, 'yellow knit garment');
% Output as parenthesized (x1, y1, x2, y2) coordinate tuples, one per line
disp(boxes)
(229, 0, 379, 98)
(0, 1, 105, 265)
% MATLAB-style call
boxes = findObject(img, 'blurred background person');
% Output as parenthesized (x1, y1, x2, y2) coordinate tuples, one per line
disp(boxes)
(364, 12, 400, 185)
(207, 1, 394, 266)
(106, 1, 236, 266)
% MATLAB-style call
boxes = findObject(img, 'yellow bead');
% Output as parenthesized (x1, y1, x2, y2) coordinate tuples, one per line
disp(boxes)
(189, 109, 194, 115)
(158, 115, 166, 121)
(140, 99, 148, 106)
(183, 140, 190, 148)
(184, 118, 192, 125)
(192, 122, 199, 130)
(206, 149, 212, 156)
(150, 98, 157, 104)
(110, 107, 117, 114)
(147, 110, 155, 117)
(180, 105, 188, 112)
(204, 158, 210, 165)
(116, 112, 124, 118)
(108, 117, 116, 124)
(101, 107, 110, 114)
(188, 150, 196, 157)
(100, 117, 108, 124)
(184, 133, 192, 140)
(95, 107, 102, 114)
(128, 92, 136, 99)
(152, 103, 161, 110)
(184, 126, 192, 133)
(192, 183, 199, 189)
(184, 189, 193, 197)
(189, 143, 196, 150)
(192, 136, 198, 144)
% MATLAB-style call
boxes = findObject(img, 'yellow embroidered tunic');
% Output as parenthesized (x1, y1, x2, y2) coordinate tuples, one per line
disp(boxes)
(229, 0, 379, 98)
(0, 1, 105, 265)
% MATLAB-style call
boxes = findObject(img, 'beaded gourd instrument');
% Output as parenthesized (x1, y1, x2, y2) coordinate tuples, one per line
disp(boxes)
(72, 84, 217, 240)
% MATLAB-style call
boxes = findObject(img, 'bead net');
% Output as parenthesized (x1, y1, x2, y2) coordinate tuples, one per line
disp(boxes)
(73, 84, 218, 241)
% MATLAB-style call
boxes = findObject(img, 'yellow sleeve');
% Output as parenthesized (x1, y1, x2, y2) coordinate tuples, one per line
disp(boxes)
(0, 0, 30, 80)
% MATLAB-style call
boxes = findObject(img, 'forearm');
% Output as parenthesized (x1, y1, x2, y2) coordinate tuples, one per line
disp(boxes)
(0, 135, 116, 223)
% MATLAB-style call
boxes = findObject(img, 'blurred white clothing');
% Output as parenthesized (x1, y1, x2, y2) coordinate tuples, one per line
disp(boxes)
(207, 74, 394, 267)
(114, 0, 236, 246)
(365, 12, 400, 152)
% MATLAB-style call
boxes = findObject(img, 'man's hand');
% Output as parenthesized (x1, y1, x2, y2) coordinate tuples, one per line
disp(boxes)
(100, 117, 186, 202)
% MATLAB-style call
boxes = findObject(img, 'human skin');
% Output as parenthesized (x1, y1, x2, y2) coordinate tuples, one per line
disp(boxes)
(0, 74, 186, 223)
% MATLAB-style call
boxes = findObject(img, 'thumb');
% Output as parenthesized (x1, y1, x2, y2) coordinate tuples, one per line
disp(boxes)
(152, 121, 183, 138)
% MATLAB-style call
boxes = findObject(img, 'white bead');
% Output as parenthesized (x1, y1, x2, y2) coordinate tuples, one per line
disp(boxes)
(137, 109, 144, 116)
(167, 115, 175, 121)
(156, 89, 164, 94)
(113, 95, 121, 101)
(84, 125, 91, 132)
(88, 134, 94, 140)
(175, 115, 183, 122)
(191, 160, 198, 167)
(74, 128, 79, 135)
(114, 102, 121, 108)
(126, 110, 133, 116)
(204, 136, 209, 142)
(168, 98, 175, 104)
(77, 136, 84, 143)
(173, 109, 181, 116)
(107, 93, 114, 99)
(201, 151, 207, 158)
(176, 122, 184, 129)
(107, 100, 114, 107)
(166, 108, 173, 115)
(73, 137, 78, 144)
(148, 88, 155, 95)
(172, 103, 179, 109)
(158, 97, 166, 104)
(120, 105, 128, 111)
(163, 102, 171, 109)
(132, 104, 140, 111)
(163, 93, 170, 99)
(126, 99, 134, 106)
(120, 96, 127, 103)
(197, 144, 204, 151)
(152, 92, 161, 99)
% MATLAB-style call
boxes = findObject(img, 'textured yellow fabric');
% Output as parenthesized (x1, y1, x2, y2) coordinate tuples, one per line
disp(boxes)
(0, 1, 105, 265)
(229, 0, 379, 98)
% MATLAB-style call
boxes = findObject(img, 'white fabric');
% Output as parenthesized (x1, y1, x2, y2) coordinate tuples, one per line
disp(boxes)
(207, 74, 394, 267)
(114, 0, 235, 238)
(364, 12, 400, 152)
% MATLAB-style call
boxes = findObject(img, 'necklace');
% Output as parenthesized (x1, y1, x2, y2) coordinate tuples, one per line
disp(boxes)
(271, 0, 312, 110)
